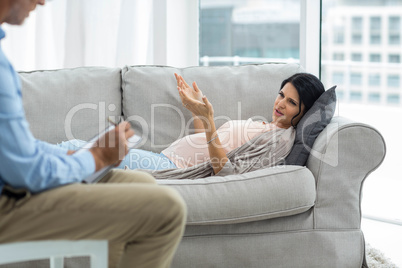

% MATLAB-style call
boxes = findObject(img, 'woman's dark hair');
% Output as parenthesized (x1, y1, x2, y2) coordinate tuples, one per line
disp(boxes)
(280, 73, 325, 127)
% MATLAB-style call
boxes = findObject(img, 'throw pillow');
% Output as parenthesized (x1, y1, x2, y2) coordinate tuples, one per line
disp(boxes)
(284, 86, 337, 166)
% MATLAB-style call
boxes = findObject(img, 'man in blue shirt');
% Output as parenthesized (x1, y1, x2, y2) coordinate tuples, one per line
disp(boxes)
(0, 1, 186, 267)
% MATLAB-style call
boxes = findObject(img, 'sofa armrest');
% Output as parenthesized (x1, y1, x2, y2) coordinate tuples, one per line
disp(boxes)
(157, 166, 316, 225)
(306, 116, 386, 229)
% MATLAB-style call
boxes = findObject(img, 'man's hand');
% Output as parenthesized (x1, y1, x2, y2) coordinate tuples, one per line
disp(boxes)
(89, 121, 134, 171)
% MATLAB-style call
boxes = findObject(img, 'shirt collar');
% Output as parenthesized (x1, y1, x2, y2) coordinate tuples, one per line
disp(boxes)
(0, 27, 5, 40)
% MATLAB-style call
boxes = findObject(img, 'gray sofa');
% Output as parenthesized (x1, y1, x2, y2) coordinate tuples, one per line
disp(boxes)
(19, 63, 386, 268)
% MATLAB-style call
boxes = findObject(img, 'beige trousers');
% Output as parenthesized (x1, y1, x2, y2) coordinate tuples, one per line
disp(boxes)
(0, 169, 187, 268)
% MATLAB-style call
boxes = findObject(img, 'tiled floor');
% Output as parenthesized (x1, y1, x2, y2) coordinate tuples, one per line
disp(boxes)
(361, 218, 402, 267)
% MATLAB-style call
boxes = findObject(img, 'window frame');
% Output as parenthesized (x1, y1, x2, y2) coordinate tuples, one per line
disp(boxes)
(166, 0, 322, 75)
(154, 0, 199, 67)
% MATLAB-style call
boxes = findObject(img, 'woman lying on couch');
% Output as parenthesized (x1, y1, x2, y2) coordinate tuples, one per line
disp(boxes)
(58, 72, 325, 179)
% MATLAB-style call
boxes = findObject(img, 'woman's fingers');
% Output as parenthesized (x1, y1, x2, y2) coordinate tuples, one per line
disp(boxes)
(179, 75, 190, 88)
(178, 87, 189, 103)
(193, 82, 200, 92)
(203, 95, 214, 111)
(179, 88, 193, 109)
(202, 95, 209, 105)
(175, 73, 184, 89)
(175, 73, 187, 90)
(175, 74, 201, 99)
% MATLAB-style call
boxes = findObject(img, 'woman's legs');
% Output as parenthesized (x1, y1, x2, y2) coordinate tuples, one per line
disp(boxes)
(58, 140, 177, 170)
(57, 139, 87, 151)
(116, 149, 176, 170)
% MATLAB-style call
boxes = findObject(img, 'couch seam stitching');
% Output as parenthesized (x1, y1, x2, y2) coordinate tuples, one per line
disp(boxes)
(187, 203, 315, 225)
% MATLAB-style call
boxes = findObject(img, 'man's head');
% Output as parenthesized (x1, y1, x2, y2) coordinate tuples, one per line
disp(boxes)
(0, 0, 45, 25)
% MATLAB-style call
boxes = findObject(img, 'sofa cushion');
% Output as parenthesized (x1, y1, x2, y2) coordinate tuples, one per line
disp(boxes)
(157, 165, 316, 225)
(122, 63, 304, 152)
(285, 86, 337, 166)
(19, 67, 122, 144)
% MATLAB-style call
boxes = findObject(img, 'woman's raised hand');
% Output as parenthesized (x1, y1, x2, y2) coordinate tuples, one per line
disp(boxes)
(174, 73, 214, 123)
(174, 73, 203, 102)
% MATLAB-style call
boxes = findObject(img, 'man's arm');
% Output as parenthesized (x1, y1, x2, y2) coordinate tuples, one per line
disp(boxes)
(0, 64, 94, 192)
(35, 140, 70, 155)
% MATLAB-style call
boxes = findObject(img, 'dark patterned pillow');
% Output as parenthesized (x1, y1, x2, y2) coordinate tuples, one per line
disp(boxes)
(284, 86, 337, 166)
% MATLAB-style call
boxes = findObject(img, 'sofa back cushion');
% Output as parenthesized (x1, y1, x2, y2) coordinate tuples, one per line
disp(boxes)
(20, 67, 122, 144)
(122, 63, 303, 152)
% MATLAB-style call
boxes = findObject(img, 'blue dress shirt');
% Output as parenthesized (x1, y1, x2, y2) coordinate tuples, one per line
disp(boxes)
(0, 27, 95, 196)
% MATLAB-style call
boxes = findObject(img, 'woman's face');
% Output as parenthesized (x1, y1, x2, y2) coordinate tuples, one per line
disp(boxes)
(271, 82, 305, 129)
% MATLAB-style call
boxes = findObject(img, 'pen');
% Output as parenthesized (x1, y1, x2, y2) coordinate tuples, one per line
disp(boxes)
(107, 117, 119, 126)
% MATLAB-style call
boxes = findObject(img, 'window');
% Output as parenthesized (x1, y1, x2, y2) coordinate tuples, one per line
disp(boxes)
(351, 17, 363, 44)
(370, 17, 381, 31)
(351, 53, 362, 61)
(199, 0, 300, 66)
(368, 92, 381, 103)
(387, 94, 400, 104)
(350, 73, 362, 85)
(387, 75, 400, 88)
(333, 30, 345, 44)
(388, 54, 401, 63)
(350, 91, 362, 101)
(370, 17, 382, 44)
(369, 74, 381, 86)
(352, 17, 363, 31)
(369, 53, 381, 62)
(322, 2, 402, 266)
(336, 90, 344, 100)
(199, 7, 232, 59)
(370, 34, 381, 44)
(389, 16, 400, 31)
(388, 16, 400, 45)
(352, 34, 362, 44)
(332, 72, 344, 84)
(333, 53, 344, 61)
(389, 34, 400, 44)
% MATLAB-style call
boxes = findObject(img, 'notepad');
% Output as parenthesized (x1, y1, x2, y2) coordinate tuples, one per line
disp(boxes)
(79, 125, 142, 184)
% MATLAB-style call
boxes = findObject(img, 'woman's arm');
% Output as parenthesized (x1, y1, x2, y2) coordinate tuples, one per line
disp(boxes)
(191, 111, 205, 134)
(177, 83, 229, 174)
(175, 74, 205, 134)
(201, 100, 229, 174)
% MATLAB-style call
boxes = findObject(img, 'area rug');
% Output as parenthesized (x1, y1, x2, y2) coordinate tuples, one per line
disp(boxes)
(0, 244, 398, 268)
(366, 243, 399, 268)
